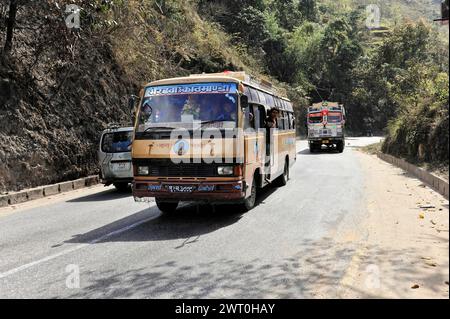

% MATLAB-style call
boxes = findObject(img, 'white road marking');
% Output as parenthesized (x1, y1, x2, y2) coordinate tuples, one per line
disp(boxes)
(0, 214, 159, 279)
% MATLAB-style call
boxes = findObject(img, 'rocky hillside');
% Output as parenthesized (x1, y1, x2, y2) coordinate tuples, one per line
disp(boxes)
(0, 0, 254, 192)
(0, 0, 447, 192)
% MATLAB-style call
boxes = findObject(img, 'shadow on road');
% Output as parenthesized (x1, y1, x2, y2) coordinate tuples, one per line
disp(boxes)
(63, 183, 280, 245)
(64, 236, 449, 299)
(67, 188, 132, 203)
(297, 148, 342, 156)
(64, 203, 242, 244)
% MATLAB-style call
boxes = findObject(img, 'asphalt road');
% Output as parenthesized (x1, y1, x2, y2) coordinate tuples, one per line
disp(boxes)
(0, 137, 386, 298)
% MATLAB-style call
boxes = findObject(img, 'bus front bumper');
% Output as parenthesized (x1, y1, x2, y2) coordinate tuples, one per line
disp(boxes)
(133, 180, 246, 202)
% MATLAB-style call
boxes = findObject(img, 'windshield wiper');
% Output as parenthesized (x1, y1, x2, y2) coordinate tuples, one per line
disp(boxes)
(199, 120, 225, 125)
(142, 126, 176, 133)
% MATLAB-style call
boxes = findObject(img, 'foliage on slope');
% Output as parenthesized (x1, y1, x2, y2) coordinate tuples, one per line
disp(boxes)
(0, 0, 259, 192)
(0, 0, 447, 192)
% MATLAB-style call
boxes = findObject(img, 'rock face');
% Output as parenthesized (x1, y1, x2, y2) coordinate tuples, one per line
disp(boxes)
(0, 2, 135, 192)
(0, 0, 246, 193)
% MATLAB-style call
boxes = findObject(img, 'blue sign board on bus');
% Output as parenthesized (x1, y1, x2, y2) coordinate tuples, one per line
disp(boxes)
(145, 82, 238, 97)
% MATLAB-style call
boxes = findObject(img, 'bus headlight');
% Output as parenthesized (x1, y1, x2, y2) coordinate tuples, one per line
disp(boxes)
(218, 166, 234, 176)
(138, 166, 149, 176)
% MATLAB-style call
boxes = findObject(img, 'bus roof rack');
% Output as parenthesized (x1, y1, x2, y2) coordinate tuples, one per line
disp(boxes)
(190, 71, 288, 99)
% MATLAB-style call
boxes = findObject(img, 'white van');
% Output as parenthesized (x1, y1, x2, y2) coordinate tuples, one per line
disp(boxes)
(98, 125, 134, 190)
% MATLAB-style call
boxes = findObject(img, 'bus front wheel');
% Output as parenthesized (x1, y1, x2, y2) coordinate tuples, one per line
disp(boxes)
(242, 176, 257, 212)
(156, 199, 179, 214)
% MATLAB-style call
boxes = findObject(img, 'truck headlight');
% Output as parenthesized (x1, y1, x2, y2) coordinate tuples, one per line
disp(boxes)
(218, 166, 233, 176)
(138, 166, 149, 175)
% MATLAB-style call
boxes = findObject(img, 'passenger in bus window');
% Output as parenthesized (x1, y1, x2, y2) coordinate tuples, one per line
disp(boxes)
(210, 101, 234, 121)
(244, 107, 255, 130)
(265, 108, 279, 157)
(182, 95, 201, 119)
(211, 103, 224, 120)
(265, 108, 279, 129)
(223, 99, 237, 121)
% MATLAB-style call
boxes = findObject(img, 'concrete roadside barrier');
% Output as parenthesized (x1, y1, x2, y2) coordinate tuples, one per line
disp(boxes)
(43, 184, 59, 197)
(27, 188, 45, 201)
(5, 191, 28, 205)
(377, 152, 449, 199)
(73, 178, 86, 190)
(59, 181, 74, 193)
(0, 175, 100, 208)
(85, 176, 99, 187)
(0, 195, 8, 207)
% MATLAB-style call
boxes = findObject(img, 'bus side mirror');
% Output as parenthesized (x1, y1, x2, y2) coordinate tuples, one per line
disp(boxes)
(128, 95, 138, 111)
(241, 95, 249, 109)
(128, 95, 139, 124)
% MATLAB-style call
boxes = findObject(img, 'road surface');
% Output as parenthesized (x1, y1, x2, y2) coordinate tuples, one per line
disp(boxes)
(0, 137, 448, 298)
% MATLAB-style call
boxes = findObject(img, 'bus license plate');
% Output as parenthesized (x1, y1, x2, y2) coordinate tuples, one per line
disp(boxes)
(322, 140, 330, 144)
(167, 185, 197, 193)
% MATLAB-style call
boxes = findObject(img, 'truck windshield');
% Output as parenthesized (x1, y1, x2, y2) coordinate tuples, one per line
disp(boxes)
(102, 131, 133, 153)
(328, 112, 342, 123)
(137, 82, 238, 131)
(308, 113, 322, 124)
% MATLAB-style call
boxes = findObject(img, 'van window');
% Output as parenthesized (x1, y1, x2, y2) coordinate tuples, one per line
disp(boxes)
(102, 131, 133, 153)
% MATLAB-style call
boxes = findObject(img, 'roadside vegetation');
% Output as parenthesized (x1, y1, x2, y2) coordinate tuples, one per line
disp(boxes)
(0, 0, 448, 192)
(198, 0, 448, 168)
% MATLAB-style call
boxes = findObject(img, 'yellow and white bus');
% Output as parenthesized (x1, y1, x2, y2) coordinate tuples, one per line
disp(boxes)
(130, 72, 296, 213)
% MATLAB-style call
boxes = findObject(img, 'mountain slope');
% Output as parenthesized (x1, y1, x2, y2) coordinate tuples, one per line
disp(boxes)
(0, 0, 257, 192)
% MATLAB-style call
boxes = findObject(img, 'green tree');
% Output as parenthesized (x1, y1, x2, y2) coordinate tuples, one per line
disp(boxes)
(271, 0, 303, 31)
(298, 0, 317, 22)
(197, 0, 269, 47)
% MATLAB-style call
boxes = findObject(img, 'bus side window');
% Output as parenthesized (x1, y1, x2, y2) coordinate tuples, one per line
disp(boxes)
(279, 111, 287, 130)
(255, 105, 266, 129)
(285, 112, 289, 130)
(244, 105, 256, 130)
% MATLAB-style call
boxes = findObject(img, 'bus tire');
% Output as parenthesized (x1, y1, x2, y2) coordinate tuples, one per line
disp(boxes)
(275, 159, 289, 187)
(156, 198, 179, 214)
(309, 144, 317, 153)
(114, 182, 130, 191)
(242, 176, 257, 212)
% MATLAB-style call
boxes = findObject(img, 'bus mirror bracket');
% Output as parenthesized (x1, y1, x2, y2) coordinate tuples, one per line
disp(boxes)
(128, 95, 139, 111)
(129, 95, 139, 125)
(241, 95, 249, 109)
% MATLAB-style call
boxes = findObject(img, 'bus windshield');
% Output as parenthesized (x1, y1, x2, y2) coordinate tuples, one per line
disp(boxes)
(137, 82, 238, 131)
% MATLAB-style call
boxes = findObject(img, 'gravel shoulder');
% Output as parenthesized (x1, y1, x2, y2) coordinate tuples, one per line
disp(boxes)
(338, 150, 449, 298)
